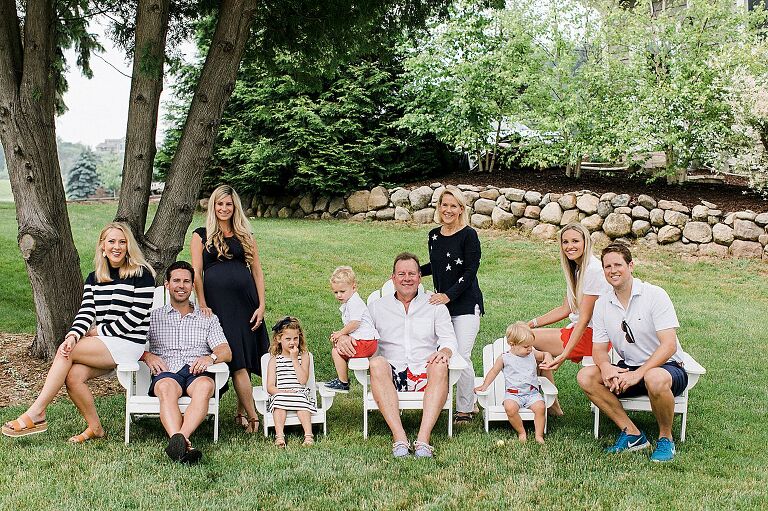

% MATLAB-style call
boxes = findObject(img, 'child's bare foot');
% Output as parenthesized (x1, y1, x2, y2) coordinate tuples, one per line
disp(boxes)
(535, 436, 545, 444)
(517, 433, 527, 443)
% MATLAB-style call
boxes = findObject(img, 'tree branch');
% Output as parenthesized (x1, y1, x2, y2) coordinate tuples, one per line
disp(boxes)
(0, 0, 23, 99)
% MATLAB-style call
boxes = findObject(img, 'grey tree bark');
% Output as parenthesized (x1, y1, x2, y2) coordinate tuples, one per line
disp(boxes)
(0, 0, 83, 358)
(115, 0, 171, 238)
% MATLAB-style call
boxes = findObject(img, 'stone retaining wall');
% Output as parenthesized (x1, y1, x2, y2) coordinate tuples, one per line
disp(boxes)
(206, 184, 768, 260)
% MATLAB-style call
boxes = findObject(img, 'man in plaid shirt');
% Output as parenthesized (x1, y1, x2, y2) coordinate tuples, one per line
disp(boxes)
(142, 261, 231, 464)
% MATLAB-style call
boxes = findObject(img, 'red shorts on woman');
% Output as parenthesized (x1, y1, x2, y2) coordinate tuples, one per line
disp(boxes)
(560, 326, 594, 363)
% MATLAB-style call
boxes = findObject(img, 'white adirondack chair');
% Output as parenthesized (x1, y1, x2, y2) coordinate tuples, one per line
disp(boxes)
(253, 352, 336, 437)
(585, 349, 706, 441)
(474, 338, 559, 433)
(352, 280, 465, 439)
(117, 286, 230, 444)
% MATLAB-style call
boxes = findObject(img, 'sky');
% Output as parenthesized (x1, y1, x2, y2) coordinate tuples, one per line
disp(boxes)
(55, 23, 195, 148)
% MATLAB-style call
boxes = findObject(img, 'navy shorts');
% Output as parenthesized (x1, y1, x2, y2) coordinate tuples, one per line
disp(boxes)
(148, 365, 214, 397)
(615, 360, 688, 398)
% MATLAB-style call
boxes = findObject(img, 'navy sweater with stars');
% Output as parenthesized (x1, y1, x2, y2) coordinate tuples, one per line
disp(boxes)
(421, 225, 484, 317)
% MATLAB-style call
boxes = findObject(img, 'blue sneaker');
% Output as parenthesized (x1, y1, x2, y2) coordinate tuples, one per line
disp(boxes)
(605, 428, 650, 453)
(650, 437, 676, 462)
(324, 378, 350, 393)
(413, 441, 434, 458)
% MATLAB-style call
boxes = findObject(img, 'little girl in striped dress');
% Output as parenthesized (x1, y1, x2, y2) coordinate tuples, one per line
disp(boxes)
(266, 316, 317, 447)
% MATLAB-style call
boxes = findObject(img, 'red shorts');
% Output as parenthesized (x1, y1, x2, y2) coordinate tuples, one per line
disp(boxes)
(560, 326, 594, 363)
(340, 339, 378, 361)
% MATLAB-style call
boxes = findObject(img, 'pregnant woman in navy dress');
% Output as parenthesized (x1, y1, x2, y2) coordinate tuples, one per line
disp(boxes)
(191, 185, 268, 433)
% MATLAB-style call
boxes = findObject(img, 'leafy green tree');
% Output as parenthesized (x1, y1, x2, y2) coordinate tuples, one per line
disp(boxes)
(398, 1, 541, 173)
(65, 149, 101, 199)
(96, 152, 123, 194)
(57, 138, 90, 178)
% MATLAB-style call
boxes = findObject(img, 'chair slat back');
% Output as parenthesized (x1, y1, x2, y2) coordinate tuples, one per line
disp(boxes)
(482, 338, 508, 407)
(261, 352, 318, 402)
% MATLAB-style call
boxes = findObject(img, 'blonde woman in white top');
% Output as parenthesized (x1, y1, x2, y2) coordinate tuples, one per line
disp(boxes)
(527, 222, 612, 415)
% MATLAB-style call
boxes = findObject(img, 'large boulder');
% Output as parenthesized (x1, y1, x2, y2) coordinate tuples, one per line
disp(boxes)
(517, 217, 539, 232)
(368, 186, 390, 210)
(491, 207, 517, 229)
(299, 195, 315, 215)
(394, 206, 411, 221)
(664, 210, 689, 227)
(509, 202, 527, 217)
(602, 213, 632, 238)
(314, 196, 330, 212)
(712, 223, 734, 245)
(576, 194, 599, 215)
(413, 207, 436, 224)
(600, 192, 617, 202)
(430, 186, 446, 207)
(558, 193, 577, 210)
(699, 242, 728, 257)
(632, 220, 652, 237)
(505, 188, 526, 202)
(682, 222, 713, 244)
(540, 202, 563, 224)
(729, 240, 763, 258)
(495, 195, 511, 212)
(597, 201, 614, 218)
(524, 190, 543, 205)
(735, 211, 757, 221)
(473, 198, 497, 216)
(649, 208, 665, 227)
(637, 194, 657, 209)
(391, 188, 411, 208)
(532, 223, 559, 240)
(560, 209, 581, 226)
(665, 241, 698, 254)
(611, 194, 630, 207)
(657, 225, 682, 244)
(658, 199, 690, 213)
(524, 205, 541, 219)
(376, 208, 395, 221)
(733, 219, 762, 241)
(590, 230, 612, 249)
(346, 190, 370, 214)
(277, 206, 293, 219)
(582, 214, 604, 232)
(328, 196, 346, 215)
(631, 206, 650, 220)
(691, 205, 709, 221)
(479, 188, 500, 200)
(409, 186, 434, 210)
(754, 212, 768, 226)
(463, 191, 480, 207)
(471, 213, 492, 229)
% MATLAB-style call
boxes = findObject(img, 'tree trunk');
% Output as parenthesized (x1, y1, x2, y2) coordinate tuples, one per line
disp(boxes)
(0, 0, 83, 358)
(140, 0, 258, 278)
(574, 158, 582, 179)
(115, 0, 171, 237)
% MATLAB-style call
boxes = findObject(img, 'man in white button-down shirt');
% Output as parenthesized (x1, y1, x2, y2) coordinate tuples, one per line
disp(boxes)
(365, 253, 458, 458)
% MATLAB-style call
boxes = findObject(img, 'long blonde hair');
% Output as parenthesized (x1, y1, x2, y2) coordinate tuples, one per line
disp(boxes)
(93, 222, 155, 283)
(433, 185, 469, 226)
(558, 222, 593, 314)
(205, 185, 255, 265)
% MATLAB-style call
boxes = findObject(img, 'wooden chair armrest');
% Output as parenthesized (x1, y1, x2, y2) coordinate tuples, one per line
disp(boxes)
(207, 362, 229, 373)
(347, 358, 370, 371)
(448, 354, 467, 371)
(116, 362, 140, 374)
(538, 376, 559, 396)
(318, 386, 335, 410)
(253, 386, 268, 404)
(116, 363, 139, 390)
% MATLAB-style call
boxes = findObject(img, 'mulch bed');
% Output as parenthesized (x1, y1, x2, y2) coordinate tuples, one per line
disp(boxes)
(409, 167, 768, 213)
(0, 333, 122, 408)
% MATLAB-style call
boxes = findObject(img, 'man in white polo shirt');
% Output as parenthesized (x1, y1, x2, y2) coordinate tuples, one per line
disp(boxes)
(577, 244, 688, 463)
(361, 252, 457, 458)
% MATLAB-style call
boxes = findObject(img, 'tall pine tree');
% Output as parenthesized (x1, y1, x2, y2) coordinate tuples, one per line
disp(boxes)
(65, 149, 101, 200)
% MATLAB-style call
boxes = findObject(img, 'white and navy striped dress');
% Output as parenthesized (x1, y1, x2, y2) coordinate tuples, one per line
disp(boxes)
(267, 354, 317, 413)
(67, 266, 155, 352)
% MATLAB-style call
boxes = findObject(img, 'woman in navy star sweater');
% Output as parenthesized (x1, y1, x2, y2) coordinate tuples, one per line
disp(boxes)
(420, 186, 484, 423)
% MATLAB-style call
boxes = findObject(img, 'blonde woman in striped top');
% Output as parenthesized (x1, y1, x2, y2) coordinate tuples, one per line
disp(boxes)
(2, 222, 155, 442)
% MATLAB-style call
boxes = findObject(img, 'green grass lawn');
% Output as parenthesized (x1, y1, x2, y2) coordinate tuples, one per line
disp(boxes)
(0, 179, 12, 202)
(1, 202, 767, 510)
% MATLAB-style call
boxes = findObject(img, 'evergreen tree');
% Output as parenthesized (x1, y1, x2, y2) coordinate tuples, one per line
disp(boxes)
(65, 149, 101, 200)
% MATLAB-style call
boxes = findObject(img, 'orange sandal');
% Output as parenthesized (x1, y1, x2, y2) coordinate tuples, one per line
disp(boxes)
(245, 417, 260, 434)
(68, 427, 104, 444)
(2, 414, 48, 438)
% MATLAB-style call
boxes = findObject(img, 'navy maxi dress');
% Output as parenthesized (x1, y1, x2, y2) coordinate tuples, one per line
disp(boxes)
(194, 227, 269, 375)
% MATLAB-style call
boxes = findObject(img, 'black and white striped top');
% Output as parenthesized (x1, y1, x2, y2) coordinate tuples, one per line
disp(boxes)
(267, 354, 317, 413)
(67, 266, 155, 345)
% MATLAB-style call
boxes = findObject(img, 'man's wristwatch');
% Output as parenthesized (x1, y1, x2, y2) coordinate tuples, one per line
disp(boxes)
(209, 353, 218, 363)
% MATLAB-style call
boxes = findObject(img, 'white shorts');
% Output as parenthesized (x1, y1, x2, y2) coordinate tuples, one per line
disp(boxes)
(504, 391, 544, 410)
(96, 336, 145, 365)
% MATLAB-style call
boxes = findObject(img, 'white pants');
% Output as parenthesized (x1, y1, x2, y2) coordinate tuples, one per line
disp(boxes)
(451, 310, 481, 413)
